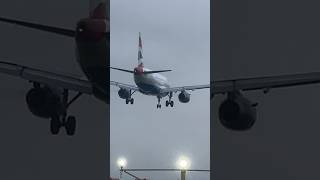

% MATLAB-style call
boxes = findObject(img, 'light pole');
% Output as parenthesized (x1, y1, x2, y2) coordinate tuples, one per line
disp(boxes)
(176, 155, 191, 180)
(180, 169, 186, 180)
(117, 157, 127, 179)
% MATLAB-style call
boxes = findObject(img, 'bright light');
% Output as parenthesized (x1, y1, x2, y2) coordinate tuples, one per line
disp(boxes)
(176, 155, 191, 170)
(117, 157, 127, 168)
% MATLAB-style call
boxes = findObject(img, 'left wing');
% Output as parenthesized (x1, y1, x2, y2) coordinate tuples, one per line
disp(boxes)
(110, 81, 139, 91)
(0, 17, 76, 37)
(212, 71, 320, 95)
(0, 61, 93, 94)
(160, 84, 210, 93)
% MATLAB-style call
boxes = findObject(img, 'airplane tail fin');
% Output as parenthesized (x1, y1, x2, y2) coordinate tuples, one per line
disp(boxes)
(89, 0, 109, 19)
(138, 32, 144, 67)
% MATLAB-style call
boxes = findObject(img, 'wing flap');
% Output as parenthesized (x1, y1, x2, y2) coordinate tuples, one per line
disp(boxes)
(110, 81, 139, 91)
(0, 61, 92, 94)
(161, 84, 210, 93)
(213, 72, 320, 94)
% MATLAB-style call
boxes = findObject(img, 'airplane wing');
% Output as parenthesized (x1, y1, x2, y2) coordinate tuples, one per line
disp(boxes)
(110, 81, 140, 91)
(0, 17, 76, 37)
(0, 61, 92, 94)
(160, 84, 210, 93)
(212, 72, 320, 95)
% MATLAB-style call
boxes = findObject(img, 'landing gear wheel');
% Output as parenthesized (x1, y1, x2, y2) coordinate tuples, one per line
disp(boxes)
(166, 100, 169, 107)
(50, 118, 61, 135)
(130, 98, 134, 104)
(65, 116, 76, 136)
(157, 104, 161, 108)
(170, 101, 174, 107)
(126, 99, 129, 104)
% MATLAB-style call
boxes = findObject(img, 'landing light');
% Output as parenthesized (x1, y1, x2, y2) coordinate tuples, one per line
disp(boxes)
(117, 157, 127, 168)
(176, 155, 191, 170)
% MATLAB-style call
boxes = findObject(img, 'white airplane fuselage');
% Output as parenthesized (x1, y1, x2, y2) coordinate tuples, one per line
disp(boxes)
(134, 67, 170, 97)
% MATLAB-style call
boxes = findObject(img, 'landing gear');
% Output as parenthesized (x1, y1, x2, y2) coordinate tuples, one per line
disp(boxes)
(50, 116, 61, 135)
(166, 100, 174, 107)
(48, 88, 82, 136)
(50, 115, 76, 136)
(125, 90, 135, 105)
(165, 92, 174, 107)
(156, 96, 162, 109)
(126, 98, 134, 104)
(65, 116, 76, 136)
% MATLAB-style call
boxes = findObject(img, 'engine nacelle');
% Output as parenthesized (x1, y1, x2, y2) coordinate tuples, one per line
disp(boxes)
(118, 88, 130, 99)
(218, 92, 256, 131)
(178, 91, 190, 103)
(26, 87, 64, 118)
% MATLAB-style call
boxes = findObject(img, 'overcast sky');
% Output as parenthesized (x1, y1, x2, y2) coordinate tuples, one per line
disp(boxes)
(110, 0, 210, 179)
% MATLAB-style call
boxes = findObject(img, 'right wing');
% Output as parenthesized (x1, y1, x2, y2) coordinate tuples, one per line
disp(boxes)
(0, 61, 92, 94)
(110, 81, 139, 91)
(212, 72, 320, 95)
(160, 84, 210, 93)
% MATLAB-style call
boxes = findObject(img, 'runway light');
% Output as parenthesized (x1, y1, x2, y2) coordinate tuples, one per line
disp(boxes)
(117, 157, 127, 168)
(176, 155, 191, 170)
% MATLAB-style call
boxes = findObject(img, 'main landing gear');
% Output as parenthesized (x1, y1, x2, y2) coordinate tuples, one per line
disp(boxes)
(125, 90, 135, 105)
(125, 98, 134, 104)
(156, 96, 162, 108)
(50, 89, 82, 136)
(165, 92, 174, 107)
(157, 92, 174, 109)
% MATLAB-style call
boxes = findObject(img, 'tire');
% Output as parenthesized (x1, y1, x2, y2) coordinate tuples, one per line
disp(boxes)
(130, 98, 134, 104)
(165, 101, 169, 107)
(66, 116, 76, 136)
(170, 101, 174, 107)
(126, 99, 129, 104)
(50, 118, 60, 135)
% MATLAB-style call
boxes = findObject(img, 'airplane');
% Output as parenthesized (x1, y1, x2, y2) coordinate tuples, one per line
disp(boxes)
(110, 33, 210, 109)
(0, 0, 109, 136)
(111, 34, 320, 131)
(1, 1, 320, 135)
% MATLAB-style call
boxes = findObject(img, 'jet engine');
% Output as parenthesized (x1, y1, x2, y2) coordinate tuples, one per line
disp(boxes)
(118, 88, 130, 99)
(218, 92, 256, 131)
(26, 87, 64, 118)
(178, 91, 190, 103)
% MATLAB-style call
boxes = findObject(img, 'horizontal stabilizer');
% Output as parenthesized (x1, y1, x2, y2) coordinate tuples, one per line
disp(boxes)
(110, 67, 171, 74)
(110, 67, 134, 73)
(0, 17, 76, 37)
(143, 70, 172, 74)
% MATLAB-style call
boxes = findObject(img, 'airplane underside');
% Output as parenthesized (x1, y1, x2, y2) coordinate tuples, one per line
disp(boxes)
(76, 37, 109, 103)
